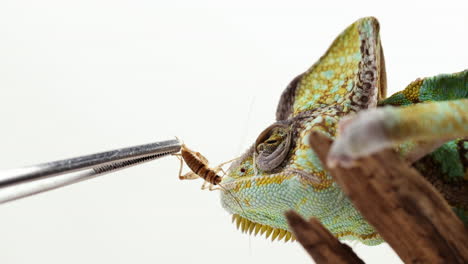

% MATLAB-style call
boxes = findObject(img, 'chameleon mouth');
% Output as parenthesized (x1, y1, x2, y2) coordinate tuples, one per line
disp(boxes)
(232, 214, 381, 244)
(231, 214, 296, 242)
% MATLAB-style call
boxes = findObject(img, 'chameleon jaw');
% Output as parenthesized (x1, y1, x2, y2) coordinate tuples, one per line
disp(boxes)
(231, 214, 296, 242)
(230, 213, 381, 245)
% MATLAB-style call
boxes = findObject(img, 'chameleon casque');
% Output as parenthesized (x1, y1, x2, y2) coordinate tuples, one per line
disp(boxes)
(218, 17, 468, 245)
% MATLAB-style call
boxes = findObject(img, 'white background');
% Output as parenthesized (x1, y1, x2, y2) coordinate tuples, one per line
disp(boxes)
(0, 1, 467, 263)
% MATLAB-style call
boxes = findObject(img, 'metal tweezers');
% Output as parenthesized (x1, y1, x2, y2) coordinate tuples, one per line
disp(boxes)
(0, 139, 181, 204)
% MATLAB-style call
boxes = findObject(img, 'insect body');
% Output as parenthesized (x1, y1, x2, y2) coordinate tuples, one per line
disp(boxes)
(175, 144, 234, 190)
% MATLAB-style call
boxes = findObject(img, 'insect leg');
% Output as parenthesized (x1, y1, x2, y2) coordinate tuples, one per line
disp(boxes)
(180, 172, 199, 180)
(219, 168, 227, 176)
(174, 154, 185, 180)
(216, 157, 240, 169)
(200, 181, 209, 190)
(201, 182, 220, 191)
(208, 184, 220, 191)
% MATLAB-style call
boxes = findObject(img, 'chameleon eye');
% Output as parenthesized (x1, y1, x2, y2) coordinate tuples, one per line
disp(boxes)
(254, 123, 292, 171)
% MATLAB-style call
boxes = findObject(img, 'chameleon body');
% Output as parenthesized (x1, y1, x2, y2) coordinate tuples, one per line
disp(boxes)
(219, 17, 468, 245)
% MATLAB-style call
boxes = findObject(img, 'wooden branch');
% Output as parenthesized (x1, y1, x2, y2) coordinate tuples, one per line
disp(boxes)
(307, 131, 468, 263)
(285, 210, 365, 264)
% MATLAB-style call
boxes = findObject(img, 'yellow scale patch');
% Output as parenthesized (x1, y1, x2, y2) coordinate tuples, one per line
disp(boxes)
(310, 177, 334, 191)
(254, 174, 295, 186)
(336, 231, 380, 240)
(293, 21, 361, 115)
(402, 78, 423, 103)
(231, 174, 295, 192)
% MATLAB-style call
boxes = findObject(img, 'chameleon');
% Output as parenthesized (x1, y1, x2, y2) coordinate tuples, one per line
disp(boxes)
(218, 17, 468, 245)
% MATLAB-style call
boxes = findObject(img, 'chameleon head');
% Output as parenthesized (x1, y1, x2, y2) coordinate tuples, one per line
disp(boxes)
(220, 16, 387, 245)
(220, 114, 383, 245)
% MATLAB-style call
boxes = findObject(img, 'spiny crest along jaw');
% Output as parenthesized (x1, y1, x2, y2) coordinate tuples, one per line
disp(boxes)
(231, 214, 296, 242)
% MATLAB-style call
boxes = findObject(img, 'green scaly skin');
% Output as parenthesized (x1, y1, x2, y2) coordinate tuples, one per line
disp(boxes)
(219, 17, 468, 245)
